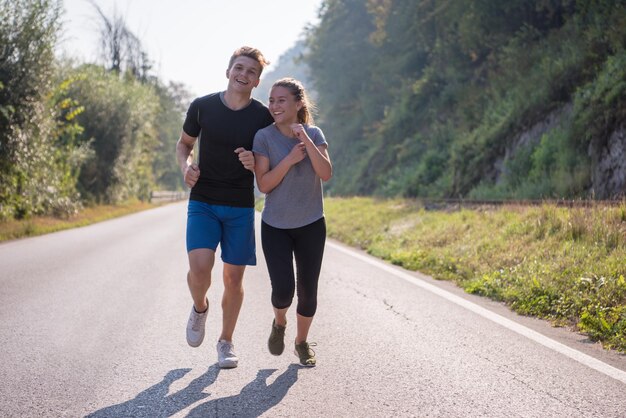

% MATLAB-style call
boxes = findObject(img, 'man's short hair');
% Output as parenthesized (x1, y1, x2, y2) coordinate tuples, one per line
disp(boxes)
(228, 46, 270, 74)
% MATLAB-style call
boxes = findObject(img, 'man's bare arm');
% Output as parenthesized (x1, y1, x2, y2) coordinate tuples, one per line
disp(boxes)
(176, 131, 200, 188)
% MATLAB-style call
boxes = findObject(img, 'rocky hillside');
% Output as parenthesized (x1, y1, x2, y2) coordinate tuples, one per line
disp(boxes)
(285, 0, 626, 199)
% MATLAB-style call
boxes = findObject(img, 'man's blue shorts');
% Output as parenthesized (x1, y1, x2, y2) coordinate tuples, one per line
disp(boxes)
(186, 200, 256, 266)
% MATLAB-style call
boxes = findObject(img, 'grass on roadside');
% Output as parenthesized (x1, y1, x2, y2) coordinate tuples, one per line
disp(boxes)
(324, 197, 626, 352)
(0, 199, 157, 242)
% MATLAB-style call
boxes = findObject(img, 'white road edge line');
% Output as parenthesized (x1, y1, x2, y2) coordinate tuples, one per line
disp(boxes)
(327, 241, 626, 385)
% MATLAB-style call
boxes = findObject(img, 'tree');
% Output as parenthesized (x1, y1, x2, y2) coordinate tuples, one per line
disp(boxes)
(0, 0, 84, 219)
(66, 64, 160, 203)
(88, 0, 152, 81)
(304, 0, 379, 194)
(152, 81, 192, 191)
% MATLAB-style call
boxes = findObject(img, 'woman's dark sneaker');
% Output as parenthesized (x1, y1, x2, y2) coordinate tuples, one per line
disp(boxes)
(294, 341, 317, 367)
(268, 319, 286, 355)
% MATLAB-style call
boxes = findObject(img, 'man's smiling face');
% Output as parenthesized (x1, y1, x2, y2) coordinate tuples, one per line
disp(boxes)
(226, 56, 261, 93)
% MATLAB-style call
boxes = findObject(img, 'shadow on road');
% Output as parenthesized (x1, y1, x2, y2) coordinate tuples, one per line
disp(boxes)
(85, 364, 300, 417)
(186, 364, 300, 417)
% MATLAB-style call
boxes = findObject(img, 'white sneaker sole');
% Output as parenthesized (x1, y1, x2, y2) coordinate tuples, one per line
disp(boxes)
(218, 359, 238, 369)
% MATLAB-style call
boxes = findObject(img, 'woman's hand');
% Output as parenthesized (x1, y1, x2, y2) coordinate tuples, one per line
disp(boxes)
(291, 123, 312, 144)
(286, 141, 307, 165)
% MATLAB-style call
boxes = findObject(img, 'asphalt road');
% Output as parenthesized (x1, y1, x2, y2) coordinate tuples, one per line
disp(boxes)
(0, 201, 625, 417)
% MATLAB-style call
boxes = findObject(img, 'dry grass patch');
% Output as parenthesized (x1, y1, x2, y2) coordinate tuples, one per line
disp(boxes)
(0, 200, 157, 242)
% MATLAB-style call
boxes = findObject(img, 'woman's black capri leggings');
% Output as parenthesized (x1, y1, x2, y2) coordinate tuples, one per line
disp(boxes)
(261, 217, 326, 317)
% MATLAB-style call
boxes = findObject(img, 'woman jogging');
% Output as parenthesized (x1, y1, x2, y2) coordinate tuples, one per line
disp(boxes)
(252, 77, 332, 367)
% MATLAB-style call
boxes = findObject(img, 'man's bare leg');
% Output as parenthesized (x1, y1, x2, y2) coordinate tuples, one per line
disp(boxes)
(187, 248, 215, 311)
(185, 248, 215, 347)
(219, 263, 246, 342)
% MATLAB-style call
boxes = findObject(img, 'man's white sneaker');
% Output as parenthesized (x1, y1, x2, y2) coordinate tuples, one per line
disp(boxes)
(186, 301, 208, 347)
(217, 340, 239, 368)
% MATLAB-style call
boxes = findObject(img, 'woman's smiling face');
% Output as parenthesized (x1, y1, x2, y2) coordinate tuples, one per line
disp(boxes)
(269, 86, 301, 125)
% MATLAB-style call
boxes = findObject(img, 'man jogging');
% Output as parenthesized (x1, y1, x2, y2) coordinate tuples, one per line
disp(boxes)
(176, 46, 273, 368)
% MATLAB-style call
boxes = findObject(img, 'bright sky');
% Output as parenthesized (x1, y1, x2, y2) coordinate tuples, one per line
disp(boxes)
(58, 0, 322, 97)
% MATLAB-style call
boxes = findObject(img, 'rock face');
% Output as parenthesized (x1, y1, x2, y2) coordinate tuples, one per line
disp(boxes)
(494, 104, 625, 199)
(496, 106, 570, 181)
(591, 124, 626, 199)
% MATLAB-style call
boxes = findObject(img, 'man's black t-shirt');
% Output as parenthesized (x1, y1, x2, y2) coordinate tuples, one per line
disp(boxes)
(183, 92, 273, 208)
